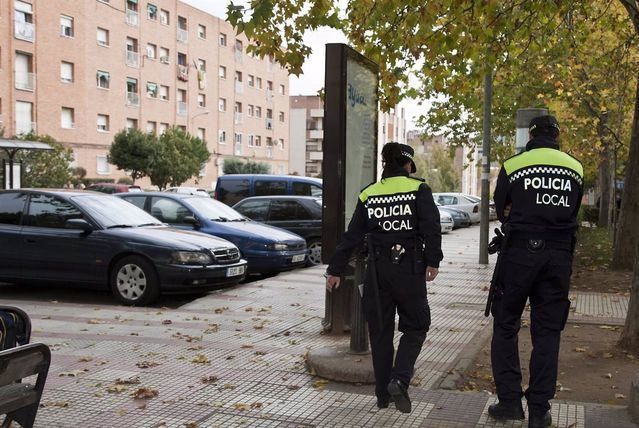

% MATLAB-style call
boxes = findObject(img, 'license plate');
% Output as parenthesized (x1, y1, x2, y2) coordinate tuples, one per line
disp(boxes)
(226, 266, 245, 277)
(292, 254, 306, 263)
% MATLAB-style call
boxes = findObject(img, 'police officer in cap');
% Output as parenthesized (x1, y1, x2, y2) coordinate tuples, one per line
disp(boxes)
(325, 142, 443, 413)
(489, 115, 583, 428)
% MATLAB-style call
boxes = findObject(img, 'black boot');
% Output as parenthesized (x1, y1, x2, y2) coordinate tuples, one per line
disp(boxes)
(528, 411, 551, 428)
(487, 401, 525, 420)
(376, 395, 393, 409)
(387, 379, 411, 413)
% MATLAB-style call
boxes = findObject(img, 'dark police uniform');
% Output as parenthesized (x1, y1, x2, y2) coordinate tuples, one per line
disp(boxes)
(491, 126, 583, 422)
(326, 169, 443, 406)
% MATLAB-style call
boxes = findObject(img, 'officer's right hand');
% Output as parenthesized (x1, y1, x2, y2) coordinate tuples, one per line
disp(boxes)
(326, 275, 341, 291)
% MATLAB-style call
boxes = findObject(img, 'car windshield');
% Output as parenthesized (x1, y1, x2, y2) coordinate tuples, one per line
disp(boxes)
(186, 197, 246, 221)
(73, 195, 162, 228)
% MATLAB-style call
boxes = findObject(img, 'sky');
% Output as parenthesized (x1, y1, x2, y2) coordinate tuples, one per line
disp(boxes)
(182, 0, 425, 131)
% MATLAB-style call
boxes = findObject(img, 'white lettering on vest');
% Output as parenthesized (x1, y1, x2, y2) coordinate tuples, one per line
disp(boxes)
(367, 204, 413, 219)
(380, 219, 412, 231)
(535, 193, 570, 207)
(523, 176, 572, 192)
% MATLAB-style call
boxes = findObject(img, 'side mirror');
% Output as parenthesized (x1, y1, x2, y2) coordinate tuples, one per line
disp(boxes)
(65, 218, 93, 232)
(183, 216, 200, 228)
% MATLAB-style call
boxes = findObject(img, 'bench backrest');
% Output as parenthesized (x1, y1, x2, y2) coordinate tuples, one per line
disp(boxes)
(0, 343, 50, 387)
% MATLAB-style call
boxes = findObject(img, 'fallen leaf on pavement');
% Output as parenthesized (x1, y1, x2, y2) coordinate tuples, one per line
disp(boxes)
(87, 319, 103, 324)
(59, 369, 88, 377)
(615, 393, 626, 400)
(40, 400, 70, 408)
(233, 403, 250, 411)
(574, 347, 587, 353)
(312, 379, 329, 390)
(106, 384, 129, 394)
(162, 320, 172, 325)
(605, 373, 613, 379)
(287, 385, 301, 390)
(78, 356, 93, 362)
(115, 376, 140, 385)
(136, 361, 160, 369)
(131, 387, 159, 399)
(201, 375, 218, 384)
(603, 352, 614, 359)
(204, 324, 219, 334)
(191, 354, 210, 364)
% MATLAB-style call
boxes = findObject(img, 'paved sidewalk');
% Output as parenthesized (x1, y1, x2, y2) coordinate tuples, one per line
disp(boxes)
(3, 225, 636, 427)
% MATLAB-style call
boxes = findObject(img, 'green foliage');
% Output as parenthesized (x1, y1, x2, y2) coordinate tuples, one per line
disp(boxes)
(117, 177, 134, 185)
(108, 129, 155, 184)
(16, 133, 73, 188)
(223, 158, 271, 174)
(414, 145, 460, 193)
(147, 127, 210, 190)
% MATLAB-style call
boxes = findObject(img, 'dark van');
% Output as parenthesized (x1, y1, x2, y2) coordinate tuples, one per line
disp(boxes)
(214, 174, 322, 206)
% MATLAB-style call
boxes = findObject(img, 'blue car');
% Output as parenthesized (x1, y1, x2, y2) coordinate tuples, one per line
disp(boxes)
(118, 192, 307, 274)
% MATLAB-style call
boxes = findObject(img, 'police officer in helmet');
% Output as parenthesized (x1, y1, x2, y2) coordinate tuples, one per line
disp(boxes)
(489, 115, 583, 428)
(325, 142, 443, 413)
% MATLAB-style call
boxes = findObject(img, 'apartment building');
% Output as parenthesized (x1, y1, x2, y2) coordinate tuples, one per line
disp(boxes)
(289, 95, 407, 178)
(1, 0, 290, 188)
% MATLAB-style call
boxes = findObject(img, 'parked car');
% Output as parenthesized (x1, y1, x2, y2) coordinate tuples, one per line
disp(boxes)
(214, 174, 322, 206)
(433, 192, 481, 223)
(233, 195, 323, 266)
(440, 212, 453, 234)
(0, 190, 247, 305)
(86, 183, 142, 194)
(436, 203, 471, 229)
(165, 187, 210, 197)
(118, 192, 308, 274)
(464, 194, 498, 220)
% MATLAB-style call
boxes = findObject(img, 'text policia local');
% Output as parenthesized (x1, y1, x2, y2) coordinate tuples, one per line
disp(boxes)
(524, 176, 572, 208)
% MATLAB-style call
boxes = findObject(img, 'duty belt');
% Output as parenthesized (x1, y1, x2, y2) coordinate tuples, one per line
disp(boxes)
(508, 238, 572, 252)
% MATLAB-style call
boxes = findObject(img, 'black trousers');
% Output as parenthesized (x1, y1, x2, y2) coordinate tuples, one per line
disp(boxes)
(362, 255, 430, 399)
(491, 246, 572, 415)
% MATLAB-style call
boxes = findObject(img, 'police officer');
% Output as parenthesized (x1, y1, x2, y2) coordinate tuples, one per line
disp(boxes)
(325, 142, 443, 413)
(489, 115, 583, 428)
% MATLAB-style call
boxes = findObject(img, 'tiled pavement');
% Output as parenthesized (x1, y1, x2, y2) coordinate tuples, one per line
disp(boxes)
(2, 225, 636, 427)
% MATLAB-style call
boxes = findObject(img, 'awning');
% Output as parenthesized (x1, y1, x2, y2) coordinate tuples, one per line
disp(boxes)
(0, 139, 53, 151)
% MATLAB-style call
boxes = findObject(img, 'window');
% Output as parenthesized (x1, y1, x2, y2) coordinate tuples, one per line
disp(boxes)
(60, 15, 74, 37)
(150, 197, 192, 224)
(219, 33, 227, 46)
(159, 122, 169, 134)
(218, 65, 226, 79)
(97, 114, 109, 132)
(96, 70, 110, 89)
(279, 84, 286, 95)
(15, 52, 34, 91)
(0, 193, 26, 225)
(126, 118, 138, 130)
(61, 107, 74, 129)
(14, 2, 34, 42)
(97, 27, 109, 46)
(278, 138, 284, 149)
(197, 58, 206, 71)
(235, 71, 242, 82)
(160, 9, 169, 25)
(247, 105, 254, 117)
(266, 137, 272, 146)
(279, 111, 285, 122)
(235, 133, 242, 144)
(146, 43, 157, 59)
(218, 130, 226, 144)
(255, 77, 262, 89)
(293, 182, 323, 197)
(197, 128, 205, 141)
(235, 200, 268, 222)
(218, 179, 249, 206)
(197, 93, 206, 108)
(25, 194, 83, 229)
(235, 102, 242, 113)
(177, 52, 187, 66)
(15, 101, 33, 134)
(147, 82, 158, 98)
(159, 85, 169, 100)
(60, 61, 73, 83)
(235, 39, 243, 52)
(198, 24, 206, 39)
(218, 98, 226, 112)
(248, 75, 255, 87)
(146, 121, 156, 134)
(254, 135, 261, 147)
(266, 109, 273, 119)
(269, 201, 307, 221)
(255, 181, 287, 197)
(159, 47, 169, 63)
(147, 3, 158, 20)
(267, 81, 273, 91)
(255, 106, 262, 118)
(96, 155, 111, 174)
(121, 196, 146, 210)
(177, 89, 186, 102)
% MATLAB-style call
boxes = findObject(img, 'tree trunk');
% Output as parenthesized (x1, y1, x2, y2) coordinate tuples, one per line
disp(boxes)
(598, 154, 610, 227)
(618, 243, 639, 351)
(611, 73, 639, 270)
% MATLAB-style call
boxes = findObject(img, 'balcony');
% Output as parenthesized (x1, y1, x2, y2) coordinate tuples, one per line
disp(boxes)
(177, 65, 189, 81)
(126, 92, 140, 107)
(177, 28, 188, 43)
(310, 108, 324, 118)
(177, 102, 188, 116)
(235, 50, 242, 63)
(266, 147, 273, 158)
(14, 20, 35, 42)
(15, 121, 36, 135)
(266, 90, 274, 102)
(126, 50, 139, 68)
(235, 81, 243, 94)
(126, 10, 139, 27)
(234, 112, 243, 125)
(15, 72, 35, 91)
(309, 129, 324, 139)
(265, 118, 273, 130)
(309, 151, 323, 161)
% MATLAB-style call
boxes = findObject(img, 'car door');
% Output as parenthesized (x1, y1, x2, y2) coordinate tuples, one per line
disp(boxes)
(149, 196, 194, 230)
(266, 200, 309, 238)
(20, 193, 98, 283)
(0, 192, 28, 279)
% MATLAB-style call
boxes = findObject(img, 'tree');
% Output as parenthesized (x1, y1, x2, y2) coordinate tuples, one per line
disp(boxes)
(222, 157, 271, 174)
(147, 127, 210, 190)
(413, 145, 460, 193)
(108, 129, 154, 184)
(16, 133, 73, 188)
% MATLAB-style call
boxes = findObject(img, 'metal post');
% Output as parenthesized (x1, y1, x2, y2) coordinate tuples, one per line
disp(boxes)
(479, 70, 493, 265)
(515, 108, 548, 153)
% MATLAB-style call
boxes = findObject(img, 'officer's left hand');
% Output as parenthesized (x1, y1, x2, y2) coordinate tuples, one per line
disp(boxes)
(425, 267, 439, 282)
(326, 275, 341, 291)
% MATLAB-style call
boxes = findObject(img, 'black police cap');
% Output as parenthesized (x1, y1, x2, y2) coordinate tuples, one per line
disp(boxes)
(529, 115, 560, 135)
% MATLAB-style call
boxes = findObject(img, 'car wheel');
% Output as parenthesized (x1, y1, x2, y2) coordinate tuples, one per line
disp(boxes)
(306, 239, 322, 266)
(110, 256, 160, 306)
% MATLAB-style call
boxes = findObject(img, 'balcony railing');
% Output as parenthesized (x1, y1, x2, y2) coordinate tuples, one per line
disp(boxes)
(177, 28, 188, 43)
(309, 129, 324, 139)
(15, 72, 35, 91)
(177, 101, 188, 116)
(126, 50, 139, 68)
(235, 50, 243, 63)
(14, 20, 35, 42)
(234, 112, 243, 125)
(266, 89, 274, 102)
(235, 81, 243, 94)
(265, 118, 273, 130)
(126, 10, 139, 27)
(126, 92, 140, 106)
(177, 65, 189, 81)
(15, 121, 36, 135)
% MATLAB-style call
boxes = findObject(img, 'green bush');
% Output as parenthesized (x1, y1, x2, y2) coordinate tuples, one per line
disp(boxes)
(579, 206, 599, 223)
(117, 177, 134, 185)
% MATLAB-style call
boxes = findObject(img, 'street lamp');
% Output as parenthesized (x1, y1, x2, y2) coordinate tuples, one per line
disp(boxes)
(190, 110, 210, 125)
